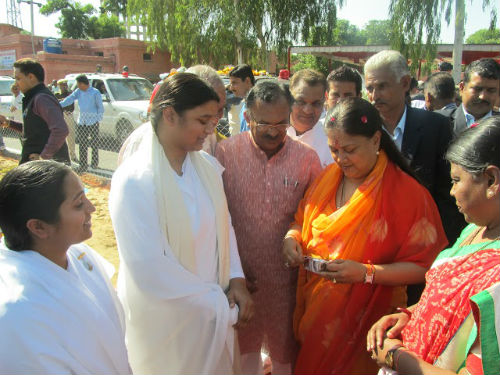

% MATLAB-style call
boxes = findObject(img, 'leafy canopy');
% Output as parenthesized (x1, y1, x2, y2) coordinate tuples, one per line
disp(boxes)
(41, 0, 125, 39)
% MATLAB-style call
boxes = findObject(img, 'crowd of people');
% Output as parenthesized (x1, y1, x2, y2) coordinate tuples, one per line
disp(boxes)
(0, 50, 499, 375)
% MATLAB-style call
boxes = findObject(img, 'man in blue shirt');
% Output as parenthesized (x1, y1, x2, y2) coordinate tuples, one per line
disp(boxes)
(229, 65, 255, 132)
(60, 74, 104, 171)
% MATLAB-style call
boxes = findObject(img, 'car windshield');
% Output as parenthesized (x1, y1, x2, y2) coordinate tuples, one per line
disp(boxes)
(0, 80, 14, 96)
(107, 78, 154, 101)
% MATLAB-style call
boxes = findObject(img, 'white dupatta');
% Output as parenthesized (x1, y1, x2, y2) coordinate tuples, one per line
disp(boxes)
(110, 123, 239, 374)
(0, 242, 131, 375)
(150, 125, 231, 289)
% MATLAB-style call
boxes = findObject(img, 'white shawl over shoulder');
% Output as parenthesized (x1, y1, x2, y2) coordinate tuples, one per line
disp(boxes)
(109, 124, 239, 374)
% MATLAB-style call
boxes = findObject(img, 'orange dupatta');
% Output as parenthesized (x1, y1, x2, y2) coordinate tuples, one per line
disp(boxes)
(293, 152, 447, 374)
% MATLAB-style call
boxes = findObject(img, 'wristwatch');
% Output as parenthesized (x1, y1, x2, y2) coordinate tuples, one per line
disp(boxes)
(385, 344, 404, 369)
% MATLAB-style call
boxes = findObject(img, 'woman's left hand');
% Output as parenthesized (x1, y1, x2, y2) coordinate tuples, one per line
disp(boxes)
(371, 337, 403, 367)
(227, 277, 255, 329)
(318, 259, 366, 284)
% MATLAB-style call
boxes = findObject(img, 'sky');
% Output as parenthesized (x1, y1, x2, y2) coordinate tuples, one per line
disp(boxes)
(2, 0, 498, 43)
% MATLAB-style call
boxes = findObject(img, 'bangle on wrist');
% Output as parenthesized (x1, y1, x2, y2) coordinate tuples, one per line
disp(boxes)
(396, 307, 412, 318)
(364, 262, 375, 284)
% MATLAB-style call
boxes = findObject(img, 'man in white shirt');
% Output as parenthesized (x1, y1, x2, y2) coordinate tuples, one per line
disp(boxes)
(9, 83, 23, 121)
(287, 69, 334, 168)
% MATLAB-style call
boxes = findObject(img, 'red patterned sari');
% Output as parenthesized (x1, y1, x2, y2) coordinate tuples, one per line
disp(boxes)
(292, 152, 447, 374)
(402, 225, 500, 372)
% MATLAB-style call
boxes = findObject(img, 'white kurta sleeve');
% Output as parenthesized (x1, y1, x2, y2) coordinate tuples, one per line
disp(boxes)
(109, 163, 236, 375)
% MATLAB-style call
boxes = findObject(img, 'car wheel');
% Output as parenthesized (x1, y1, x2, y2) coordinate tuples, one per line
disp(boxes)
(116, 119, 134, 146)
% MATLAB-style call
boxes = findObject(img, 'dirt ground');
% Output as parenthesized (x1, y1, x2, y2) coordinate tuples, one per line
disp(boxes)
(0, 156, 120, 284)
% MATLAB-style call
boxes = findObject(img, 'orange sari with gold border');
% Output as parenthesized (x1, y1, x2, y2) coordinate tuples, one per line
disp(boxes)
(293, 152, 448, 374)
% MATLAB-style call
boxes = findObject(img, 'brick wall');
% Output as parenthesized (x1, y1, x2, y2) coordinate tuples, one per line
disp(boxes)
(0, 24, 173, 83)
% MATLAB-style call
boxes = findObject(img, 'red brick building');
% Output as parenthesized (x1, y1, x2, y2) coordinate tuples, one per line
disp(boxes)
(0, 23, 173, 83)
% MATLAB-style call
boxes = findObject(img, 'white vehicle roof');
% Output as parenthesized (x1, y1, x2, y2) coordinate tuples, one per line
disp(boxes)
(64, 73, 143, 80)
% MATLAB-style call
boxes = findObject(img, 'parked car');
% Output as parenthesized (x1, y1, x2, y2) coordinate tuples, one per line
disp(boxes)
(64, 73, 154, 144)
(0, 76, 16, 120)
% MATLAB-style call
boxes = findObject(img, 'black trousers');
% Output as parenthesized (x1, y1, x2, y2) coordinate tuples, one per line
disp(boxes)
(77, 123, 99, 169)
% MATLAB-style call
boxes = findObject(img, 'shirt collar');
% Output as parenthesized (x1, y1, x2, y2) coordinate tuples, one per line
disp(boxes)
(462, 105, 493, 127)
(441, 102, 457, 111)
(248, 131, 289, 161)
(385, 106, 407, 139)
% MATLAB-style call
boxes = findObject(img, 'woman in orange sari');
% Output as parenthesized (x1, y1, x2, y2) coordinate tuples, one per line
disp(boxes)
(282, 97, 448, 374)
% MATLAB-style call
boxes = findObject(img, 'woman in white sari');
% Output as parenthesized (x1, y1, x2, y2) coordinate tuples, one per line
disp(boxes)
(109, 73, 254, 375)
(0, 161, 130, 375)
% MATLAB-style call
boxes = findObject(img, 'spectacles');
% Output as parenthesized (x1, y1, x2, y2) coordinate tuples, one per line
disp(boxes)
(254, 123, 290, 131)
(293, 99, 325, 109)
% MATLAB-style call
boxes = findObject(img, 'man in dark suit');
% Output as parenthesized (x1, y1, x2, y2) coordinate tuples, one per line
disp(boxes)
(439, 58, 500, 136)
(364, 50, 466, 304)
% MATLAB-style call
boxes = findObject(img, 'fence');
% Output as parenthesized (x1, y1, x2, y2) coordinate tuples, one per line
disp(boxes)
(1, 111, 234, 178)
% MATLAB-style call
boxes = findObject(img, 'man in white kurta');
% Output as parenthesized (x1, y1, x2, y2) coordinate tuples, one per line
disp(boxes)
(0, 241, 131, 375)
(286, 114, 333, 168)
(287, 69, 334, 169)
(109, 124, 245, 374)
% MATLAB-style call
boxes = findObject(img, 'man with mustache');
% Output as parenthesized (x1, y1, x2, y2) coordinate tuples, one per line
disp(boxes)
(439, 58, 500, 136)
(364, 50, 464, 303)
(287, 69, 334, 168)
(215, 81, 321, 374)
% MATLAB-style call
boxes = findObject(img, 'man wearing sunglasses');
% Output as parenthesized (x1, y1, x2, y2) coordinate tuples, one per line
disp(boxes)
(215, 80, 321, 375)
(287, 69, 334, 168)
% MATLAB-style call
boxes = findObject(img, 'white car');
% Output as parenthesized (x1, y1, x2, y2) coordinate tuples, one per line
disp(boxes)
(65, 73, 153, 144)
(0, 76, 16, 121)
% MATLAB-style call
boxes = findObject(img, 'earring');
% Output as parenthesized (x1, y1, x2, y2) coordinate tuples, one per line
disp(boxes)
(487, 191, 494, 198)
(376, 150, 380, 156)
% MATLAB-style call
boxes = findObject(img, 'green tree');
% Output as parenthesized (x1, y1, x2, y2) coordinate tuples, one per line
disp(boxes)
(41, 0, 125, 39)
(127, 0, 342, 69)
(389, 0, 497, 77)
(41, 0, 94, 39)
(88, 14, 126, 39)
(361, 20, 392, 45)
(466, 28, 500, 43)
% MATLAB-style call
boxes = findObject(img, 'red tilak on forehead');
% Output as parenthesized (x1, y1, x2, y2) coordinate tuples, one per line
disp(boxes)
(333, 138, 340, 148)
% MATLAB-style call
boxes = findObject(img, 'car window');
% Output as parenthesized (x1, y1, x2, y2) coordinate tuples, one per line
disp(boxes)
(0, 80, 14, 96)
(106, 79, 154, 101)
(92, 80, 107, 94)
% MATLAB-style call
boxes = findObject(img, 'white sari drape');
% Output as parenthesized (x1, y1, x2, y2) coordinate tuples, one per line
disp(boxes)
(0, 242, 131, 375)
(109, 124, 241, 374)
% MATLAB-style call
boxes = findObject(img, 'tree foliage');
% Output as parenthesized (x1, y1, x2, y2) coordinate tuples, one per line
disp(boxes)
(126, 0, 342, 68)
(40, 0, 125, 39)
(389, 0, 497, 73)
(466, 28, 500, 44)
(293, 19, 392, 74)
(361, 20, 392, 45)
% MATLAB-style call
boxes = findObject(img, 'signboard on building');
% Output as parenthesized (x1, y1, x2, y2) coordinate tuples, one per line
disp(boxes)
(0, 50, 16, 71)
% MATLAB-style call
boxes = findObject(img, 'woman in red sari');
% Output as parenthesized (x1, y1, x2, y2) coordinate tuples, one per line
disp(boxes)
(282, 97, 448, 374)
(367, 117, 500, 375)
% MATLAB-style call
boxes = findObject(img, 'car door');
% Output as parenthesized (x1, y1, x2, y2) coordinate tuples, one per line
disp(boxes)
(91, 79, 113, 137)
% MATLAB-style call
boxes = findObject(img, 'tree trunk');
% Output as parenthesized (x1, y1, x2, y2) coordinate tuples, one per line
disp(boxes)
(234, 0, 243, 64)
(452, 0, 465, 83)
